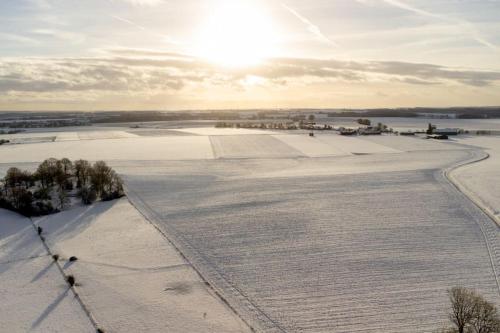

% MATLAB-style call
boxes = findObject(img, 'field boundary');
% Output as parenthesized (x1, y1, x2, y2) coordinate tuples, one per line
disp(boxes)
(442, 149, 500, 294)
(124, 187, 285, 333)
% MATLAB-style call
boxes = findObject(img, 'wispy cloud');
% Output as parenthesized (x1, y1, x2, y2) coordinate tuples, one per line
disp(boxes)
(110, 15, 183, 46)
(0, 32, 39, 45)
(378, 0, 498, 51)
(116, 0, 164, 6)
(110, 15, 147, 31)
(31, 29, 86, 44)
(281, 3, 336, 46)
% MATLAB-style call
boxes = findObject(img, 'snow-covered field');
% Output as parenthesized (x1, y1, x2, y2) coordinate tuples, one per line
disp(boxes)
(272, 135, 349, 157)
(452, 136, 500, 225)
(316, 134, 400, 154)
(125, 153, 500, 333)
(358, 135, 466, 152)
(332, 117, 500, 132)
(0, 209, 94, 332)
(210, 135, 303, 159)
(175, 127, 279, 136)
(0, 136, 215, 163)
(1, 125, 499, 333)
(32, 199, 250, 333)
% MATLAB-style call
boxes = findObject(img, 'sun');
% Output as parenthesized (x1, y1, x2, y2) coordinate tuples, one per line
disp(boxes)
(195, 1, 278, 67)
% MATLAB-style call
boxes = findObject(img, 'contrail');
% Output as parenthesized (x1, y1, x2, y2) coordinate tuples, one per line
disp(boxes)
(282, 3, 337, 46)
(380, 0, 498, 51)
(110, 15, 147, 31)
(110, 14, 182, 45)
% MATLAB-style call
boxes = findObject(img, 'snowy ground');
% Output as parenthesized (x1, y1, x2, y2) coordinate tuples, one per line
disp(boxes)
(125, 152, 500, 333)
(32, 199, 250, 333)
(0, 209, 95, 332)
(210, 135, 303, 159)
(175, 127, 279, 136)
(1, 125, 499, 332)
(331, 117, 500, 132)
(0, 136, 215, 163)
(452, 136, 500, 225)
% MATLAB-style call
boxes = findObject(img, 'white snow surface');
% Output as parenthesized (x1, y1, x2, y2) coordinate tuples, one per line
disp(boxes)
(210, 135, 304, 159)
(0, 209, 95, 333)
(359, 135, 466, 152)
(55, 132, 80, 141)
(316, 134, 401, 154)
(76, 131, 139, 140)
(452, 136, 500, 224)
(33, 199, 251, 333)
(125, 160, 500, 333)
(0, 136, 215, 163)
(272, 134, 350, 157)
(2, 126, 500, 333)
(174, 127, 279, 136)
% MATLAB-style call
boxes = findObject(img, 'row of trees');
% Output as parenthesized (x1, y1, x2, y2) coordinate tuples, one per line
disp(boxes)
(440, 287, 500, 333)
(215, 122, 300, 130)
(0, 158, 124, 216)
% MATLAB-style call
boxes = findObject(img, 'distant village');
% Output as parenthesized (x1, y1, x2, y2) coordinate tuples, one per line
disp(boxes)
(2, 109, 499, 140)
(215, 116, 465, 140)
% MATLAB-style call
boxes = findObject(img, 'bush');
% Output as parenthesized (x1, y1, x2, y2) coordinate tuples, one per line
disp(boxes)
(78, 186, 97, 205)
(66, 275, 75, 286)
(34, 201, 55, 215)
(64, 180, 74, 191)
(101, 190, 124, 202)
(33, 187, 51, 200)
(357, 118, 371, 126)
(12, 189, 34, 216)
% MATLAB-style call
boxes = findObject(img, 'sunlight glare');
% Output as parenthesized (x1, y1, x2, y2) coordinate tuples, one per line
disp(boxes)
(196, 1, 278, 67)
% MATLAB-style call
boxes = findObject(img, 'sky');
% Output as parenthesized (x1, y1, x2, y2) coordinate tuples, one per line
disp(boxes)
(1, 0, 500, 111)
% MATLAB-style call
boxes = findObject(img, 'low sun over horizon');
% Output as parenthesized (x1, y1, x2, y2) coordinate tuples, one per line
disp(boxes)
(1, 0, 500, 111)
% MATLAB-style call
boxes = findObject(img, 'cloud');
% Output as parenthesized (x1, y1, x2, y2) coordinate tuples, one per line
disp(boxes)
(367, 0, 498, 51)
(31, 29, 86, 44)
(106, 48, 195, 59)
(110, 15, 147, 31)
(0, 32, 39, 45)
(109, 15, 182, 45)
(281, 3, 336, 46)
(0, 52, 499, 99)
(118, 0, 164, 6)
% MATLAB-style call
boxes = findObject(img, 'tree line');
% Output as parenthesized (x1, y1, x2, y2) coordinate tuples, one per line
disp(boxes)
(0, 158, 124, 217)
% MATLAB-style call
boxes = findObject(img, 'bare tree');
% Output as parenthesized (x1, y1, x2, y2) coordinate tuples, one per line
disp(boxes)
(74, 159, 91, 188)
(470, 296, 500, 333)
(449, 287, 477, 333)
(36, 158, 60, 188)
(445, 287, 500, 333)
(60, 158, 73, 177)
(90, 161, 112, 197)
(57, 186, 69, 210)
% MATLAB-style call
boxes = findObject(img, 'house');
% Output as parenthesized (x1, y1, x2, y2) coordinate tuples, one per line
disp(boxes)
(359, 127, 382, 135)
(427, 134, 448, 140)
(434, 128, 459, 135)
